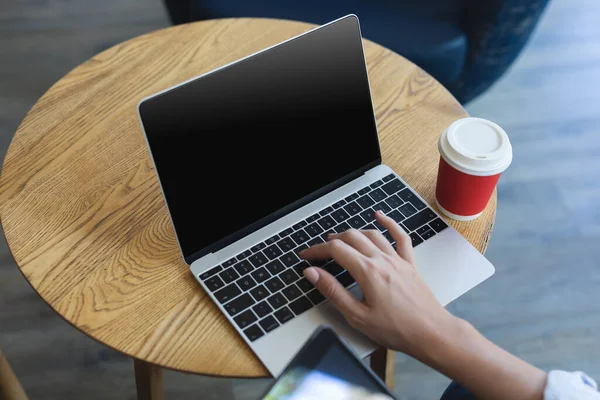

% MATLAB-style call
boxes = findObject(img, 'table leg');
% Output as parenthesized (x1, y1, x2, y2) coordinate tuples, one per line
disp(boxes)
(134, 360, 164, 400)
(370, 348, 395, 390)
(0, 350, 28, 400)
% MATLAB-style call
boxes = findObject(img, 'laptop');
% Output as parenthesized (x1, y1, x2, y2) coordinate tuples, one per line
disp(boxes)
(137, 15, 495, 377)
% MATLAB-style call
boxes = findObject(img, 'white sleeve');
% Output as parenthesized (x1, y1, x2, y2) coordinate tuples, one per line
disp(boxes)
(545, 371, 600, 400)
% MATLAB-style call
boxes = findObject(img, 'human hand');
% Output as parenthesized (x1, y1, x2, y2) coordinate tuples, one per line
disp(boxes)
(299, 211, 459, 359)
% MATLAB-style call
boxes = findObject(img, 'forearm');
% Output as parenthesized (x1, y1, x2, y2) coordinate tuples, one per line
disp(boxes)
(416, 317, 547, 400)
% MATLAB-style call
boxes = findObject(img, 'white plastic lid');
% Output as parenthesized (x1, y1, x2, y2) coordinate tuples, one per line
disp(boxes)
(438, 117, 512, 176)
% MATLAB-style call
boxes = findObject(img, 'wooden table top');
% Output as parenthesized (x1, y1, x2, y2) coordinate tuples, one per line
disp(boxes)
(0, 18, 496, 378)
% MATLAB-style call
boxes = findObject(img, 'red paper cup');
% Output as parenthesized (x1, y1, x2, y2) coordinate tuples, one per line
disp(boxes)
(435, 118, 512, 221)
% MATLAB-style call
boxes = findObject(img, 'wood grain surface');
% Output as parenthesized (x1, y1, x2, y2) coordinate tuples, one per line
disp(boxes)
(0, 18, 495, 377)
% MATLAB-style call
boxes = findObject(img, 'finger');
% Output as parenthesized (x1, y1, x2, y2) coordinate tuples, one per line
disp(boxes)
(304, 267, 368, 321)
(300, 239, 368, 284)
(360, 229, 396, 256)
(375, 211, 416, 264)
(327, 229, 381, 257)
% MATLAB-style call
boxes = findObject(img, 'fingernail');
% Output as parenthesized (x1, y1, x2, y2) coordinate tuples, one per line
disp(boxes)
(304, 267, 319, 283)
(327, 233, 337, 239)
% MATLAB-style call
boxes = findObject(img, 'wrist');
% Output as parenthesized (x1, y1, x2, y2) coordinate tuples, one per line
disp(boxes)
(415, 314, 477, 369)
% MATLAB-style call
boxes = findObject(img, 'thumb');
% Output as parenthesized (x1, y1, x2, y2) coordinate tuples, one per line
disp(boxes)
(304, 267, 367, 322)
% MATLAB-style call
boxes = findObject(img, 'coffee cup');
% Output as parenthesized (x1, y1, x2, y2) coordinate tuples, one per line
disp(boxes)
(435, 117, 512, 221)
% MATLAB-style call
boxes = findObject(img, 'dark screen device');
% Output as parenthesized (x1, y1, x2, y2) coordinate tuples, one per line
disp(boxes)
(261, 327, 396, 399)
(138, 15, 381, 264)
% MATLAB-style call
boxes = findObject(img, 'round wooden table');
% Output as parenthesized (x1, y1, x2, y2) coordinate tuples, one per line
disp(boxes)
(0, 18, 496, 399)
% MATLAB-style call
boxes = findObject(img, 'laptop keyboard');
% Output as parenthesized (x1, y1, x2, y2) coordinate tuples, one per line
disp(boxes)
(198, 174, 448, 342)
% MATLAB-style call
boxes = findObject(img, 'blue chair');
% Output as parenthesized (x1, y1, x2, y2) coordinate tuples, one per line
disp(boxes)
(163, 0, 549, 104)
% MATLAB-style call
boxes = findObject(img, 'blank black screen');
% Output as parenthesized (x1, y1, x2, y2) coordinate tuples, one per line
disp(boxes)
(139, 16, 380, 261)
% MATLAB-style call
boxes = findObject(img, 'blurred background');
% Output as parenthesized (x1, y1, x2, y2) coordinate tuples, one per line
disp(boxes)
(1, 0, 599, 399)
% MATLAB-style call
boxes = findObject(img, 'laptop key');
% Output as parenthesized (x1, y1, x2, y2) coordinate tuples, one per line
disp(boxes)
(265, 276, 285, 293)
(281, 252, 300, 268)
(259, 315, 280, 333)
(370, 180, 384, 189)
(307, 213, 320, 223)
(224, 293, 254, 316)
(374, 220, 386, 231)
(360, 208, 376, 223)
(334, 222, 350, 234)
(223, 258, 237, 267)
(307, 237, 324, 247)
(267, 292, 286, 309)
(305, 222, 324, 237)
(331, 209, 350, 223)
(381, 179, 406, 195)
(250, 284, 270, 301)
(265, 259, 285, 275)
(332, 199, 346, 209)
(356, 195, 375, 209)
(200, 265, 222, 280)
(358, 187, 371, 196)
(237, 250, 252, 260)
(410, 232, 424, 247)
(382, 174, 395, 182)
(251, 243, 266, 253)
(214, 283, 241, 304)
(404, 209, 437, 231)
(343, 201, 362, 216)
(420, 229, 436, 240)
(291, 229, 310, 245)
(279, 269, 299, 285)
(266, 234, 279, 245)
(282, 284, 302, 301)
(321, 229, 335, 241)
(410, 197, 426, 211)
(369, 188, 387, 202)
(219, 268, 240, 284)
(398, 203, 417, 218)
(293, 260, 311, 276)
(348, 215, 366, 229)
(317, 216, 336, 230)
(276, 237, 296, 252)
(296, 278, 314, 292)
(234, 310, 257, 329)
(233, 260, 253, 276)
(388, 210, 405, 224)
(398, 188, 417, 202)
(385, 194, 402, 209)
(294, 244, 309, 255)
(292, 220, 307, 230)
(362, 223, 378, 232)
(236, 275, 257, 291)
(252, 301, 273, 318)
(373, 201, 391, 214)
(205, 276, 225, 292)
(249, 252, 268, 267)
(251, 267, 270, 283)
(263, 245, 283, 260)
(319, 206, 334, 217)
(274, 306, 294, 324)
(416, 225, 431, 235)
(243, 324, 264, 342)
(344, 193, 359, 202)
(430, 218, 448, 233)
(289, 296, 313, 316)
(307, 289, 326, 305)
(324, 261, 344, 276)
(336, 271, 355, 288)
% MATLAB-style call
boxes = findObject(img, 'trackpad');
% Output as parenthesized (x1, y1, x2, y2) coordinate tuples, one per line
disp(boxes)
(318, 285, 377, 358)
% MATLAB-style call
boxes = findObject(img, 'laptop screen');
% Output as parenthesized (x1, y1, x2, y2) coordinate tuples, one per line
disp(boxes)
(139, 16, 380, 262)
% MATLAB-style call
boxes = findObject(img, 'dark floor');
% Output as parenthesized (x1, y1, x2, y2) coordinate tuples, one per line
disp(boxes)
(1, 0, 599, 399)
